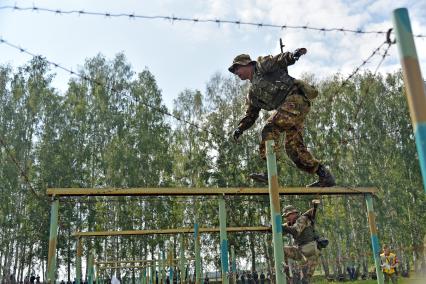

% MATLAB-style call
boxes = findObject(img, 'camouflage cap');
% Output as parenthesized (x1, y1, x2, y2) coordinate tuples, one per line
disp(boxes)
(282, 205, 299, 217)
(228, 54, 256, 74)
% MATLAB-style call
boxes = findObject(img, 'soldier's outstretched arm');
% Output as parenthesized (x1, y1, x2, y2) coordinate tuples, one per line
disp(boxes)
(237, 103, 261, 132)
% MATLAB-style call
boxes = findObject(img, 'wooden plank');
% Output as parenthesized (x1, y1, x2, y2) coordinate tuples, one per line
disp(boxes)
(74, 226, 271, 237)
(47, 187, 377, 196)
(96, 259, 192, 265)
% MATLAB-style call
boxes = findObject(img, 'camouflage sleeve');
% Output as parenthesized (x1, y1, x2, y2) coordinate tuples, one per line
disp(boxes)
(237, 102, 260, 132)
(257, 52, 296, 73)
(282, 215, 311, 237)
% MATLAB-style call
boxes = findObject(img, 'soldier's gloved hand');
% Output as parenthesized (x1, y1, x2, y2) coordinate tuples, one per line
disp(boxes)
(293, 48, 307, 60)
(232, 128, 243, 143)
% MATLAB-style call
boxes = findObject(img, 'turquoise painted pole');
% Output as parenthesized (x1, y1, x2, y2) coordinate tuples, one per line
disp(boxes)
(392, 8, 426, 193)
(142, 267, 147, 284)
(76, 237, 82, 284)
(179, 235, 185, 284)
(88, 250, 95, 284)
(365, 194, 384, 284)
(194, 222, 201, 284)
(169, 266, 174, 284)
(219, 195, 230, 284)
(265, 140, 286, 284)
(47, 198, 59, 284)
(161, 250, 165, 284)
(231, 246, 236, 284)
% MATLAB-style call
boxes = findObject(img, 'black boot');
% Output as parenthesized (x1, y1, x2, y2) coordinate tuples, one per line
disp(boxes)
(306, 164, 336, 187)
(249, 173, 268, 184)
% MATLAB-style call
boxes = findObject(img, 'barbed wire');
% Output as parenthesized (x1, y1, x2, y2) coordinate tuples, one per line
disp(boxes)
(0, 37, 223, 139)
(0, 135, 44, 201)
(0, 31, 399, 197)
(2, 5, 425, 38)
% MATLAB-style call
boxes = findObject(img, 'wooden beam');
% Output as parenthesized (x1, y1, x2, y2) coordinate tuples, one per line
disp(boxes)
(74, 226, 271, 237)
(97, 266, 148, 270)
(96, 258, 193, 265)
(47, 187, 377, 196)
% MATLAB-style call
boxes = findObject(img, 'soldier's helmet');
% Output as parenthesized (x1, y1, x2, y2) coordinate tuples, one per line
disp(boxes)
(228, 54, 256, 74)
(282, 205, 299, 217)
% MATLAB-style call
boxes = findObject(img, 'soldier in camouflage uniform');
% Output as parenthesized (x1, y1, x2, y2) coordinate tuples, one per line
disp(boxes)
(229, 49, 335, 187)
(282, 205, 320, 283)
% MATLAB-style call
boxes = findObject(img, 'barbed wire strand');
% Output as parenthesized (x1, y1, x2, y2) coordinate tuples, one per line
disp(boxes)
(0, 33, 395, 199)
(0, 136, 44, 200)
(1, 5, 425, 38)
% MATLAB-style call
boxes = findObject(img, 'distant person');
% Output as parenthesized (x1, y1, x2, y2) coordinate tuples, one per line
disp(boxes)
(253, 270, 259, 283)
(111, 275, 120, 284)
(203, 274, 209, 283)
(347, 254, 356, 281)
(259, 271, 265, 284)
(380, 244, 399, 284)
(30, 275, 35, 284)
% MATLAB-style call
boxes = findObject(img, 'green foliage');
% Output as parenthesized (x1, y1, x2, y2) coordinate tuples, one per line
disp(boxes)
(0, 55, 424, 281)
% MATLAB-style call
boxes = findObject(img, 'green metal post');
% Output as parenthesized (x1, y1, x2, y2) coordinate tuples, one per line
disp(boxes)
(88, 250, 95, 284)
(365, 194, 384, 284)
(179, 235, 185, 284)
(194, 221, 201, 284)
(154, 256, 158, 284)
(142, 267, 147, 284)
(231, 246, 237, 284)
(218, 195, 230, 284)
(392, 8, 426, 192)
(160, 250, 165, 284)
(76, 237, 82, 284)
(47, 198, 59, 284)
(265, 140, 286, 284)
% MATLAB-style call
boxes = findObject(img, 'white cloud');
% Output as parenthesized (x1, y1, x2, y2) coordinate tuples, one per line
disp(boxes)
(1, 0, 425, 108)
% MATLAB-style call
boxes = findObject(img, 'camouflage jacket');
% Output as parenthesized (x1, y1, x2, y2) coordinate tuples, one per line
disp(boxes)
(237, 52, 297, 132)
(282, 214, 316, 246)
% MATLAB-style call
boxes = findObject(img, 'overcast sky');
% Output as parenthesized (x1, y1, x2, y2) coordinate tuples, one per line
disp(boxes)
(0, 0, 425, 109)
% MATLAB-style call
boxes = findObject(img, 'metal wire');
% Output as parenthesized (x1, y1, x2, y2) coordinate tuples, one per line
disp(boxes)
(2, 5, 424, 38)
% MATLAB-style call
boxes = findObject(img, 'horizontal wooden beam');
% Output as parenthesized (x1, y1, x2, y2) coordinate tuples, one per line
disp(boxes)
(96, 259, 186, 265)
(74, 226, 271, 237)
(97, 265, 148, 270)
(47, 187, 377, 196)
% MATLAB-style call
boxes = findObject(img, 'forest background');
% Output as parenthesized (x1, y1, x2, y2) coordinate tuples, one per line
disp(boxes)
(0, 52, 425, 282)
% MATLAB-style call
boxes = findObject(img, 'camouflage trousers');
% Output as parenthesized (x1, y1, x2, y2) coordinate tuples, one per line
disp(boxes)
(284, 243, 320, 283)
(259, 91, 320, 174)
(384, 272, 398, 284)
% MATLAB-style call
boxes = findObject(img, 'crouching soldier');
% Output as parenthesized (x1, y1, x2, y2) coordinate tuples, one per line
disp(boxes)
(282, 204, 322, 283)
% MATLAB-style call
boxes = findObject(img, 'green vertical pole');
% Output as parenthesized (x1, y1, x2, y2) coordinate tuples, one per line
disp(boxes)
(88, 250, 95, 284)
(47, 198, 59, 284)
(142, 267, 147, 284)
(160, 250, 165, 284)
(179, 235, 185, 284)
(392, 8, 426, 193)
(231, 246, 236, 284)
(95, 264, 101, 284)
(95, 264, 99, 284)
(218, 195, 229, 284)
(194, 221, 201, 284)
(76, 237, 82, 284)
(365, 194, 384, 284)
(153, 256, 158, 284)
(265, 140, 286, 284)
